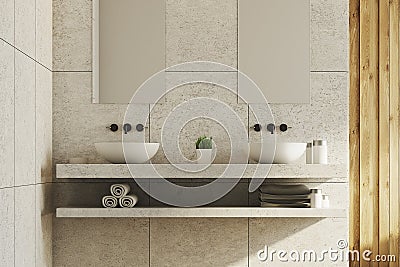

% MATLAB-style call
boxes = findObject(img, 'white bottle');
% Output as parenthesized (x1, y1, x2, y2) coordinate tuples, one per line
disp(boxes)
(322, 195, 330, 208)
(306, 142, 313, 164)
(310, 189, 322, 208)
(313, 140, 328, 164)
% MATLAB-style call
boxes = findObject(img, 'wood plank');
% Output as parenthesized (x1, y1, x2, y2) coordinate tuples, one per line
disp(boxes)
(379, 1, 391, 265)
(360, 0, 380, 266)
(349, 1, 361, 266)
(389, 0, 400, 265)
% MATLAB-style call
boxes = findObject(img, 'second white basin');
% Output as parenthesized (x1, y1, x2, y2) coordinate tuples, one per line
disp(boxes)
(249, 142, 306, 164)
(95, 142, 159, 164)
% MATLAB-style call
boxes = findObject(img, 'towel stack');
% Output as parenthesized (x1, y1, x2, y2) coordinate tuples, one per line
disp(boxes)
(102, 184, 138, 208)
(259, 184, 311, 208)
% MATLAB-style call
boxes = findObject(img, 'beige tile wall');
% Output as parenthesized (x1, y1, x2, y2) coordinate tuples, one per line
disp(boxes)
(52, 0, 349, 266)
(0, 0, 53, 265)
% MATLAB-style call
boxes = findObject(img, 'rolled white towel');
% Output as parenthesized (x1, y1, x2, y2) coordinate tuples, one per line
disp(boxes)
(102, 195, 118, 208)
(119, 194, 138, 208)
(110, 184, 131, 198)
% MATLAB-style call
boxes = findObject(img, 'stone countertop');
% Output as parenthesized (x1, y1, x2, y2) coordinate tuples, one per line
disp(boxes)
(56, 163, 348, 180)
(56, 207, 347, 218)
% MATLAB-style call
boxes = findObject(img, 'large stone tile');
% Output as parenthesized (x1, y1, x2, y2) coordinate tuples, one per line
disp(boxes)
(15, 0, 36, 58)
(150, 85, 248, 164)
(15, 185, 36, 267)
(166, 0, 238, 68)
(53, 218, 149, 267)
(36, 0, 52, 69)
(309, 72, 348, 165)
(36, 183, 53, 267)
(249, 72, 348, 165)
(0, 0, 14, 44)
(249, 218, 348, 266)
(0, 188, 14, 266)
(0, 40, 14, 188)
(52, 72, 149, 164)
(36, 63, 53, 183)
(311, 0, 349, 71)
(15, 51, 36, 186)
(150, 218, 248, 266)
(164, 71, 238, 104)
(53, 0, 92, 71)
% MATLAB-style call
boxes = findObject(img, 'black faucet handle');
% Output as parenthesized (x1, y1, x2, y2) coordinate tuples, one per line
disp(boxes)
(253, 124, 262, 132)
(279, 123, 292, 132)
(107, 124, 119, 132)
(136, 123, 149, 132)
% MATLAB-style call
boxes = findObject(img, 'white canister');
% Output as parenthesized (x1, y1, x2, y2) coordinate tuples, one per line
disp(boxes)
(313, 140, 328, 164)
(322, 195, 330, 209)
(306, 142, 313, 164)
(310, 189, 323, 208)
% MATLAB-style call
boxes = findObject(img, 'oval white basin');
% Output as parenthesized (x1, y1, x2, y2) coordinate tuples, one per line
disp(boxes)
(249, 142, 306, 164)
(95, 142, 159, 164)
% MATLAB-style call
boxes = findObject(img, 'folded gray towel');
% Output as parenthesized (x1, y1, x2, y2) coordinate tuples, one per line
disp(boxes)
(259, 184, 310, 195)
(110, 184, 131, 198)
(259, 193, 310, 201)
(260, 199, 310, 204)
(260, 202, 310, 208)
(102, 196, 118, 208)
(119, 194, 138, 208)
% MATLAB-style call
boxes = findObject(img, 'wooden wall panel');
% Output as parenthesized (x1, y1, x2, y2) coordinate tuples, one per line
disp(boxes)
(349, 1, 361, 265)
(359, 1, 380, 265)
(379, 0, 390, 262)
(389, 1, 399, 266)
(350, 0, 400, 266)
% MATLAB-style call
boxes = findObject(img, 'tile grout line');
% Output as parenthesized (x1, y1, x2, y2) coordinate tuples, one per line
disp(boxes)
(13, 0, 16, 263)
(52, 70, 92, 73)
(248, 217, 250, 267)
(148, 218, 151, 267)
(34, 0, 37, 264)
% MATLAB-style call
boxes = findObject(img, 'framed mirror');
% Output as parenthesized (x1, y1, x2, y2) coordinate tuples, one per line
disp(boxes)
(92, 0, 166, 104)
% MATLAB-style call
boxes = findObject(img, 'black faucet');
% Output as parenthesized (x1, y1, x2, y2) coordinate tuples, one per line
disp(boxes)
(123, 123, 132, 134)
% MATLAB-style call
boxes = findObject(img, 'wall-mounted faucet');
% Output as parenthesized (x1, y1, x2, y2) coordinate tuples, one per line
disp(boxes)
(266, 123, 276, 134)
(266, 123, 292, 134)
(123, 123, 132, 134)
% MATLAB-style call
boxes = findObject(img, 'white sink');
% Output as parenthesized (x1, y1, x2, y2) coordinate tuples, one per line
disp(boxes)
(95, 142, 159, 164)
(249, 142, 306, 164)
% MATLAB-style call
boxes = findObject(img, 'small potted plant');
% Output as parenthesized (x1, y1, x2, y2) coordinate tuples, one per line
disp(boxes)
(195, 136, 215, 164)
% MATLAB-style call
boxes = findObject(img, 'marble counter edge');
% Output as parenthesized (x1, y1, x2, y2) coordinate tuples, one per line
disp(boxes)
(56, 207, 347, 218)
(56, 164, 348, 180)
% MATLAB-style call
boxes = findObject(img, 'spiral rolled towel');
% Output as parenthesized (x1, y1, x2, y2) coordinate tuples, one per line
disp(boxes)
(119, 194, 138, 208)
(110, 184, 131, 198)
(102, 196, 118, 208)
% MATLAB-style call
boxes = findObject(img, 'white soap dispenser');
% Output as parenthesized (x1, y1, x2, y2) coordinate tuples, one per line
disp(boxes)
(310, 189, 323, 208)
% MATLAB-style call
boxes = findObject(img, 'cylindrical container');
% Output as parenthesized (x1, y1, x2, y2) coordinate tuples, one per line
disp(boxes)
(322, 195, 330, 209)
(310, 189, 322, 208)
(306, 142, 313, 164)
(313, 140, 328, 164)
